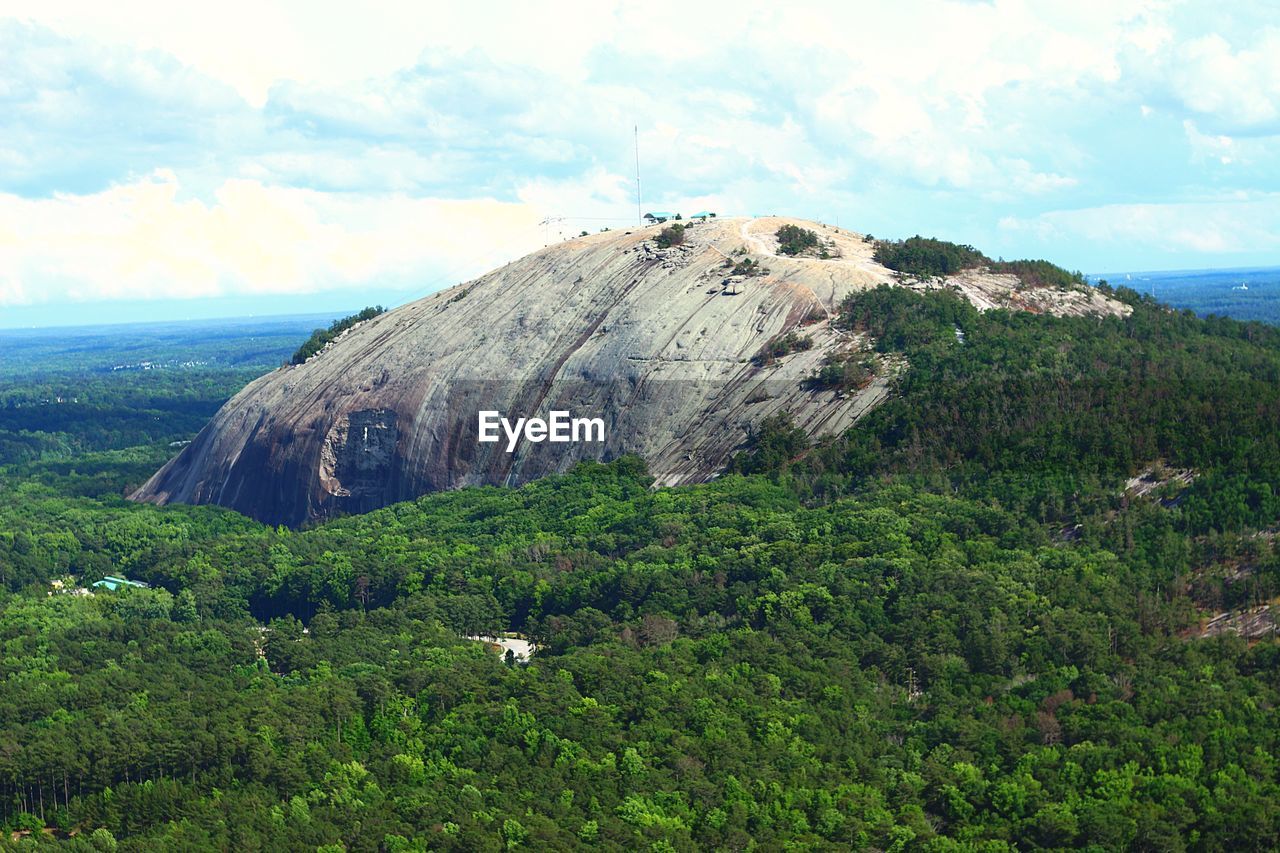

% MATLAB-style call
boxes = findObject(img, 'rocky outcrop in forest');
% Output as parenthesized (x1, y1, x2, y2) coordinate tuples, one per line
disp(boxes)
(132, 216, 1128, 525)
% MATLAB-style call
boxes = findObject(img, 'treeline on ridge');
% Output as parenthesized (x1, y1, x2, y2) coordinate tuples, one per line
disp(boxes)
(873, 235, 1085, 289)
(290, 306, 386, 365)
(747, 283, 1280, 532)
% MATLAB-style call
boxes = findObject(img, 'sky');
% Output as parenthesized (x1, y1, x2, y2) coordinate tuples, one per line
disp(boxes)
(1, 0, 1278, 328)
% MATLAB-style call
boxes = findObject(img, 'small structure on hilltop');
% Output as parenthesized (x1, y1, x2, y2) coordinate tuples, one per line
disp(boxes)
(92, 575, 150, 592)
(688, 211, 715, 221)
(643, 211, 679, 224)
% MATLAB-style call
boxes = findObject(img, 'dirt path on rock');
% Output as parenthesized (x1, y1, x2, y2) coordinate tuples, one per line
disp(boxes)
(740, 218, 773, 256)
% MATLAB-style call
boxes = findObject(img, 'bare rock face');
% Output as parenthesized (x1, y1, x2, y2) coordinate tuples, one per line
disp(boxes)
(131, 217, 1130, 526)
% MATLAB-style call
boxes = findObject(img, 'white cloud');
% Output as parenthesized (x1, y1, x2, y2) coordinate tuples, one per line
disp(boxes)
(4, 1, 1232, 205)
(1168, 30, 1280, 131)
(516, 167, 633, 217)
(0, 171, 546, 306)
(239, 147, 461, 193)
(1183, 120, 1237, 164)
(0, 277, 30, 306)
(999, 195, 1280, 257)
(3, 0, 1280, 309)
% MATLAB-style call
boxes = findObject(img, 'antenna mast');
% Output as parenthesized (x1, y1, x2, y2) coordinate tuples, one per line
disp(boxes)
(634, 125, 642, 225)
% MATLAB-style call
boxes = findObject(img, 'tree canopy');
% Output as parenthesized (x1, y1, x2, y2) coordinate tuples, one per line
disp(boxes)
(0, 289, 1278, 848)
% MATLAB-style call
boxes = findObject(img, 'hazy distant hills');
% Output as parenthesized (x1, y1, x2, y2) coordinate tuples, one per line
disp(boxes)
(1088, 266, 1280, 325)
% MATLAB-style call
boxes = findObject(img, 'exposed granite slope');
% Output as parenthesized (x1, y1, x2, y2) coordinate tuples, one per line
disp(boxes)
(132, 217, 1129, 525)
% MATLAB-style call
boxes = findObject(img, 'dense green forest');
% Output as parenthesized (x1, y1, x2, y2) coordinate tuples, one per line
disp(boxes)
(772, 284, 1280, 532)
(1, 292, 1279, 849)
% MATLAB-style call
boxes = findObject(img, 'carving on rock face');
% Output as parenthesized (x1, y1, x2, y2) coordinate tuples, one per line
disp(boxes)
(320, 409, 398, 508)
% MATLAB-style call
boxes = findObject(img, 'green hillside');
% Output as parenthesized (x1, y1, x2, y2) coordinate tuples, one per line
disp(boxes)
(1, 290, 1279, 849)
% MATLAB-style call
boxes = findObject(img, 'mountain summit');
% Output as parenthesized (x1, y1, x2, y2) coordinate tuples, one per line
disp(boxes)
(131, 216, 1127, 525)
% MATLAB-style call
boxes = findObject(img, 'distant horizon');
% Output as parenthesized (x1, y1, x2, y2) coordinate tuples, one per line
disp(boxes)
(0, 286, 426, 331)
(1089, 263, 1280, 279)
(0, 309, 342, 334)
